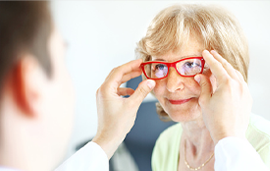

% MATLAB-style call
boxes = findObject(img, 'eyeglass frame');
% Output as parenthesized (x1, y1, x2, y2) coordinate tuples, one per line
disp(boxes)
(140, 57, 205, 80)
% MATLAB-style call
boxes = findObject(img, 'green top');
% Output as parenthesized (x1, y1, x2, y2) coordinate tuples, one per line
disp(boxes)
(151, 114, 270, 171)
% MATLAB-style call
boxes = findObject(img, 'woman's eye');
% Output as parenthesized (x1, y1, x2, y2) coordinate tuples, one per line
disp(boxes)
(186, 62, 193, 67)
(185, 62, 200, 68)
(155, 64, 166, 70)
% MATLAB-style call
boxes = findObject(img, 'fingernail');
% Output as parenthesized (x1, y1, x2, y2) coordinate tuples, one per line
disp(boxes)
(211, 50, 216, 54)
(194, 75, 200, 83)
(147, 80, 155, 89)
(203, 50, 209, 54)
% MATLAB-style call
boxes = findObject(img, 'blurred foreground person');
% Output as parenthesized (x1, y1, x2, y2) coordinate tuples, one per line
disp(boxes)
(0, 2, 155, 171)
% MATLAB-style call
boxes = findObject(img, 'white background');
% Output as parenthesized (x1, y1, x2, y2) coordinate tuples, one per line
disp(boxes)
(51, 1, 270, 157)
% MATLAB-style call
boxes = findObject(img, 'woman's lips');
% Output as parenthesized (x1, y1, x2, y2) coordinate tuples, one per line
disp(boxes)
(168, 98, 192, 105)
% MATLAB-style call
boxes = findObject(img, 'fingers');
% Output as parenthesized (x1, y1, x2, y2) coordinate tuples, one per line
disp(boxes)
(120, 68, 142, 84)
(235, 69, 245, 83)
(102, 59, 143, 94)
(202, 50, 229, 83)
(210, 50, 239, 80)
(129, 79, 156, 106)
(117, 87, 134, 96)
(106, 59, 143, 86)
(194, 74, 212, 106)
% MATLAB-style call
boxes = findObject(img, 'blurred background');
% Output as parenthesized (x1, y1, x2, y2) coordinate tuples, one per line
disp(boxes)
(51, 0, 270, 166)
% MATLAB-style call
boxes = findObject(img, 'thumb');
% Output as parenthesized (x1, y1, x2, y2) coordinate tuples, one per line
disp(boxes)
(130, 79, 156, 106)
(194, 74, 212, 106)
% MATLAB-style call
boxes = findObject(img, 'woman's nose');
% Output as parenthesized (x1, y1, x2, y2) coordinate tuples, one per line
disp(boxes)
(166, 67, 185, 92)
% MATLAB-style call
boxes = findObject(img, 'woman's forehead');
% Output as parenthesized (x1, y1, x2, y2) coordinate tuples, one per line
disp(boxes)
(151, 54, 201, 62)
(151, 32, 204, 62)
(152, 44, 203, 62)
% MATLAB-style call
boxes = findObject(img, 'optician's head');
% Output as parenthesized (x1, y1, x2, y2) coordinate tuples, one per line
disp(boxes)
(136, 4, 249, 122)
(0, 2, 74, 170)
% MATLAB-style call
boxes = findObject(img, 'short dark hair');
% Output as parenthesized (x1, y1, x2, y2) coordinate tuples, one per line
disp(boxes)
(0, 1, 53, 93)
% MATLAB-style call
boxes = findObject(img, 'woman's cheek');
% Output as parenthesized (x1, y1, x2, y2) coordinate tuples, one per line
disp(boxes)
(153, 85, 161, 99)
(153, 82, 164, 100)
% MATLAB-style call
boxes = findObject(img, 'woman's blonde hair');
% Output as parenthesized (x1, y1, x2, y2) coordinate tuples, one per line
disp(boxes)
(135, 4, 249, 121)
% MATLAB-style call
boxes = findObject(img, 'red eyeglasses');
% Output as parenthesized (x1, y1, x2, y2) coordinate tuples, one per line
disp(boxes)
(140, 57, 205, 80)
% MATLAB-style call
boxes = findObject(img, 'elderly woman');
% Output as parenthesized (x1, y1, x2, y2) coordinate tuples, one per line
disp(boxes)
(136, 4, 270, 171)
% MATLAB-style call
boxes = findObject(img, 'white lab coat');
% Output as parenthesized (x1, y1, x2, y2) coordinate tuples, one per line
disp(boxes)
(0, 137, 268, 171)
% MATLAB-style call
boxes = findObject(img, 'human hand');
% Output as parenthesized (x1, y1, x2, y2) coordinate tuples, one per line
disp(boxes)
(92, 59, 155, 159)
(194, 50, 252, 145)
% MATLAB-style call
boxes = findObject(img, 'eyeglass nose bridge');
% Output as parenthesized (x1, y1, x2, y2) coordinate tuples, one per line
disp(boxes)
(166, 62, 176, 68)
(165, 62, 183, 77)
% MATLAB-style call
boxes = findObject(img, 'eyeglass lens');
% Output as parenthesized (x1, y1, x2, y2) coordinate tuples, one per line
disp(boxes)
(143, 58, 202, 79)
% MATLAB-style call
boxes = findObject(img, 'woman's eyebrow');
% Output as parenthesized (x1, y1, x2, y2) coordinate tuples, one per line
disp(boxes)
(152, 58, 166, 61)
(152, 54, 201, 61)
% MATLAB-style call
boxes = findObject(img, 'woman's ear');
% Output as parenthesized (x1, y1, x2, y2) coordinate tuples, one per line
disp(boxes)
(9, 54, 47, 118)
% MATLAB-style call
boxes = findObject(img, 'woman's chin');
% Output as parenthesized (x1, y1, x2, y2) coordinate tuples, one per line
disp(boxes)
(160, 99, 202, 122)
(165, 108, 202, 122)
